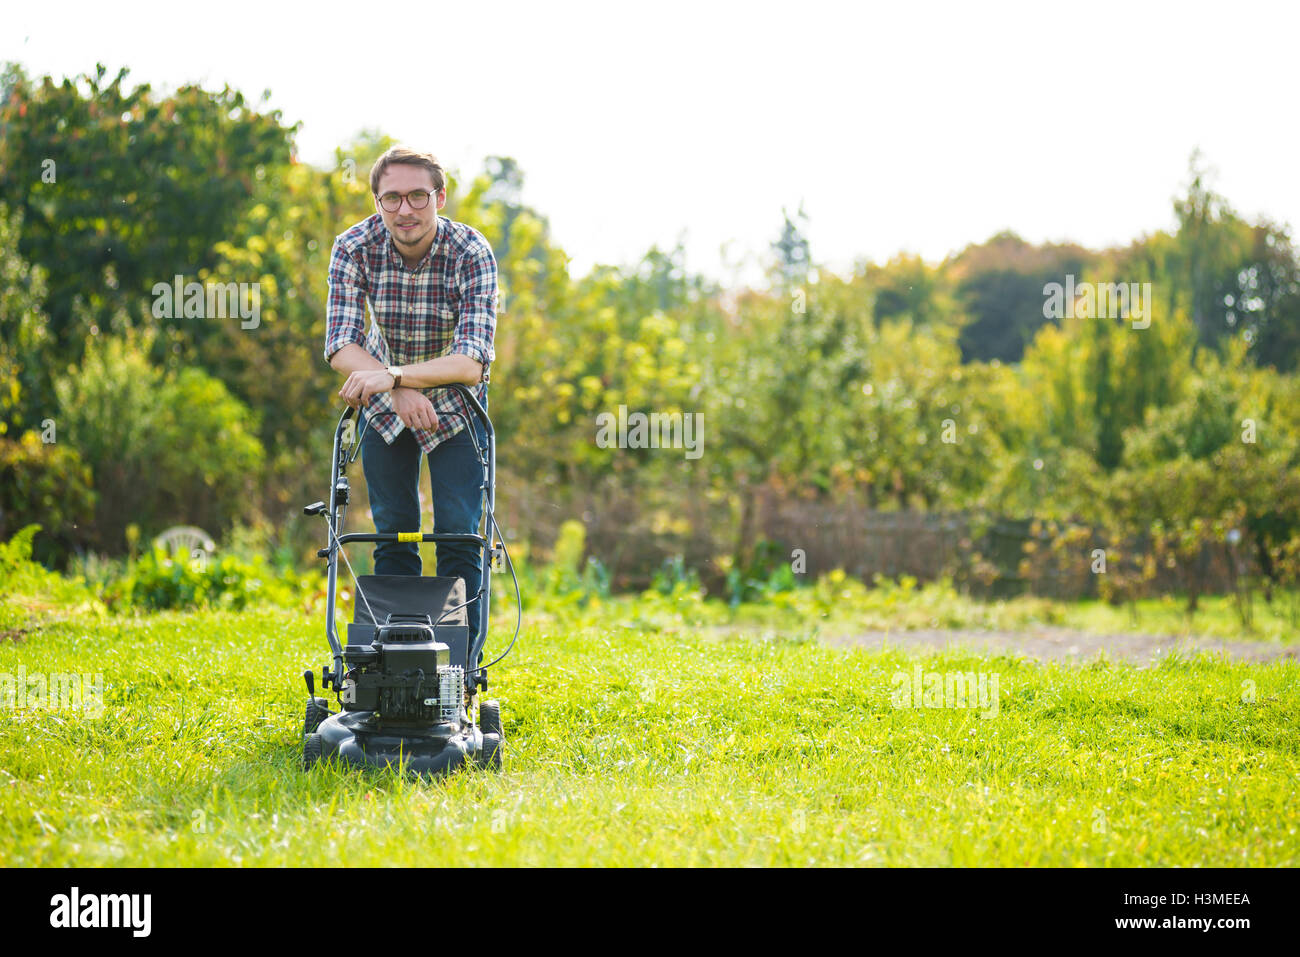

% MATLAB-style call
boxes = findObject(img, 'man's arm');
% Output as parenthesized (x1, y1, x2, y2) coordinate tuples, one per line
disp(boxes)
(447, 233, 498, 380)
(324, 238, 369, 365)
(336, 352, 482, 407)
(330, 342, 385, 375)
(382, 354, 483, 389)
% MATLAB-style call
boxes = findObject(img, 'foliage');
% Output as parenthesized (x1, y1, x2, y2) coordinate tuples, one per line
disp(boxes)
(951, 231, 1096, 363)
(0, 202, 53, 435)
(51, 331, 265, 553)
(5, 54, 1300, 608)
(725, 539, 799, 606)
(1165, 152, 1300, 364)
(532, 520, 611, 612)
(0, 62, 293, 351)
(0, 432, 96, 565)
(1020, 341, 1300, 612)
(0, 524, 105, 630)
(99, 546, 319, 612)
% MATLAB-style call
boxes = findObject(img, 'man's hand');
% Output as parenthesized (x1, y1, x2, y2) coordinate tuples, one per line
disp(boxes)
(391, 387, 439, 432)
(339, 369, 396, 407)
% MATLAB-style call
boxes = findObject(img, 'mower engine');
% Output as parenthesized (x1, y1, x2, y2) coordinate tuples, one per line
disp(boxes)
(341, 613, 465, 727)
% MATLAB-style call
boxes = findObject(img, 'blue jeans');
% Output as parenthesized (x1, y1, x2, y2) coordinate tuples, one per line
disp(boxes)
(360, 413, 488, 651)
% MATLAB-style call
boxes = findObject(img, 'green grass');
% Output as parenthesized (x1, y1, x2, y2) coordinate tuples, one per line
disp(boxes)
(531, 571, 1300, 647)
(2, 598, 1297, 866)
(739, 580, 1300, 645)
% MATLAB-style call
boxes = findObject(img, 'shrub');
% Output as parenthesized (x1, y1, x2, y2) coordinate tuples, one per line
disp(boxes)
(52, 332, 265, 554)
(726, 539, 800, 605)
(101, 546, 318, 613)
(0, 524, 105, 629)
(0, 432, 96, 566)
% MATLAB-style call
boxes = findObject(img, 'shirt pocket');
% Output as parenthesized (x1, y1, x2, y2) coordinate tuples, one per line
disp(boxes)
(433, 304, 457, 356)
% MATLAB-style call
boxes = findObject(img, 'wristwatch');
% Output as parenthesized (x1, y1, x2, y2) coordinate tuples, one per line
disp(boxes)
(387, 365, 403, 388)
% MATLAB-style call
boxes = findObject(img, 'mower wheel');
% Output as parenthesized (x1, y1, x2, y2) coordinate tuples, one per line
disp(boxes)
(481, 734, 504, 770)
(304, 697, 331, 736)
(303, 733, 323, 771)
(479, 700, 503, 738)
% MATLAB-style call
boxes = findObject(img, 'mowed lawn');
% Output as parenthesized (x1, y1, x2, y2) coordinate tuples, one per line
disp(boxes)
(1, 602, 1297, 867)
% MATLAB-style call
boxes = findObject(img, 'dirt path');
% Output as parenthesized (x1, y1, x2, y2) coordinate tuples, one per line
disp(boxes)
(813, 626, 1297, 664)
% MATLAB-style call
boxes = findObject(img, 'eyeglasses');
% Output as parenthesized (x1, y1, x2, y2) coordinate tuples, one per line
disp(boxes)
(377, 189, 438, 213)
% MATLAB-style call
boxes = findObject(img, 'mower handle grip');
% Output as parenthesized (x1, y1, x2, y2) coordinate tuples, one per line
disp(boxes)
(334, 532, 487, 546)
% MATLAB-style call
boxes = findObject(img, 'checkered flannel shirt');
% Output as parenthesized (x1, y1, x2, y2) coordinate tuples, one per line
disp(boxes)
(324, 213, 497, 452)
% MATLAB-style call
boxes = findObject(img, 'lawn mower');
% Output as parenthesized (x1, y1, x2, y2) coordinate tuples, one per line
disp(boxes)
(299, 383, 519, 777)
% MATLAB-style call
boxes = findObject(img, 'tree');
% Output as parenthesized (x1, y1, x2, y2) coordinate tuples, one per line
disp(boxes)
(0, 202, 52, 434)
(861, 253, 959, 329)
(0, 62, 294, 355)
(950, 231, 1095, 363)
(770, 203, 811, 290)
(1159, 152, 1300, 366)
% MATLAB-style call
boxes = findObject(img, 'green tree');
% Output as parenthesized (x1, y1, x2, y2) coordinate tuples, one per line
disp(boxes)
(0, 62, 293, 356)
(770, 204, 811, 290)
(1152, 152, 1300, 365)
(0, 202, 52, 434)
(951, 231, 1095, 363)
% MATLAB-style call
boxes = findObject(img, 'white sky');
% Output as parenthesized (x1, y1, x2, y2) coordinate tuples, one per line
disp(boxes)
(4, 0, 1298, 286)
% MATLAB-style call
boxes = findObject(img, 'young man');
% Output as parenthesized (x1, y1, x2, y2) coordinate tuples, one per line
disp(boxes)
(324, 146, 498, 654)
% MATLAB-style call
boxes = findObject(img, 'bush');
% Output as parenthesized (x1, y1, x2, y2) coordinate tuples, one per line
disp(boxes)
(545, 519, 588, 595)
(0, 201, 54, 437)
(102, 546, 318, 613)
(0, 432, 96, 566)
(0, 525, 105, 629)
(726, 539, 800, 606)
(52, 331, 265, 554)
(651, 555, 699, 595)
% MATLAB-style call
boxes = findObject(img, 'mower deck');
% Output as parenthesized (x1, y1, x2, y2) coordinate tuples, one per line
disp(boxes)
(311, 709, 501, 776)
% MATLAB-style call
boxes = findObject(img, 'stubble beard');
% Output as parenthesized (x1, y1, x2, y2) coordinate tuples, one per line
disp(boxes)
(393, 223, 432, 248)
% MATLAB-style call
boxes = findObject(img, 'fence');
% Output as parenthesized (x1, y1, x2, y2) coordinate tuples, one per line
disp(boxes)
(490, 472, 1249, 599)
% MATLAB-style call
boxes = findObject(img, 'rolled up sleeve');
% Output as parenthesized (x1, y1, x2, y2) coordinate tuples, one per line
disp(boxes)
(324, 239, 369, 362)
(449, 237, 498, 379)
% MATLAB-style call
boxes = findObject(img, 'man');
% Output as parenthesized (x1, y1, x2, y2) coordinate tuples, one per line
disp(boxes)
(324, 146, 497, 654)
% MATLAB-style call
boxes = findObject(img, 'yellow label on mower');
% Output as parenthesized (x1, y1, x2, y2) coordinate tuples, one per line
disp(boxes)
(397, 532, 421, 542)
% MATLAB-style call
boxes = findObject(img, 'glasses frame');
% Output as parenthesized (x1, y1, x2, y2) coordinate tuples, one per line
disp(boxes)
(375, 188, 442, 213)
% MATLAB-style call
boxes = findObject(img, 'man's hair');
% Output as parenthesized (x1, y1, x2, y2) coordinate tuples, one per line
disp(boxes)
(369, 147, 446, 195)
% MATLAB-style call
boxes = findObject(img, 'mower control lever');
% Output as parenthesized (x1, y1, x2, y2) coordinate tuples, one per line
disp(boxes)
(303, 670, 316, 697)
(303, 501, 327, 516)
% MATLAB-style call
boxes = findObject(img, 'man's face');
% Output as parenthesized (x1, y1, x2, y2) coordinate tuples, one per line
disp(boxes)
(374, 164, 445, 252)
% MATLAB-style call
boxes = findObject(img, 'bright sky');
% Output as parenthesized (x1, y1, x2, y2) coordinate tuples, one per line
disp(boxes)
(5, 0, 1297, 285)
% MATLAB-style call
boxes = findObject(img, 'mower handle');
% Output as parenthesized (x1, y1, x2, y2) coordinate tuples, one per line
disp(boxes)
(320, 382, 498, 689)
(335, 532, 487, 546)
(334, 381, 493, 434)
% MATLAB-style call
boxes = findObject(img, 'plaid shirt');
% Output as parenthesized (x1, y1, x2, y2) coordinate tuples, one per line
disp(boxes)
(324, 213, 497, 452)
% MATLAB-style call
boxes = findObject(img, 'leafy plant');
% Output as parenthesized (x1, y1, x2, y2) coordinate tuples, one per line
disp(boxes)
(101, 546, 318, 613)
(52, 330, 265, 554)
